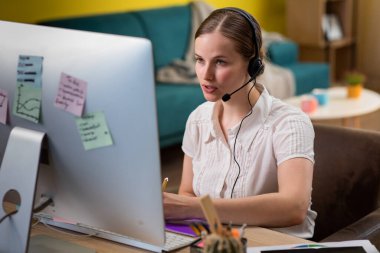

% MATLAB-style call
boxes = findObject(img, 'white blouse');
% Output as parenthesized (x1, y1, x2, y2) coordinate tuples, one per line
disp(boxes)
(182, 84, 317, 238)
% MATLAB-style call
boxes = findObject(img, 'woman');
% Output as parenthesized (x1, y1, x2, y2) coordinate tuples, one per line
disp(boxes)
(163, 7, 316, 238)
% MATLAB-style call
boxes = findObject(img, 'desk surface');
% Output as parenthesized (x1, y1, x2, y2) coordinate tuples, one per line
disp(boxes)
(284, 87, 380, 120)
(30, 222, 312, 253)
(4, 193, 311, 252)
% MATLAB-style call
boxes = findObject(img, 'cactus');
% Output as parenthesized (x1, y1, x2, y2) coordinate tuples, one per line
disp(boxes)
(203, 231, 244, 253)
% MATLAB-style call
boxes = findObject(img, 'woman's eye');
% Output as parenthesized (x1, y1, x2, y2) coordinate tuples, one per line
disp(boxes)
(216, 59, 226, 65)
(195, 57, 204, 64)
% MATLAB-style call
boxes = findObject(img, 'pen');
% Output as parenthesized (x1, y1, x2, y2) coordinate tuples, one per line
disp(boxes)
(162, 177, 169, 192)
(239, 223, 247, 238)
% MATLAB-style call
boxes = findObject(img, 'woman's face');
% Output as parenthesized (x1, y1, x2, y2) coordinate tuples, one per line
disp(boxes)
(195, 31, 249, 102)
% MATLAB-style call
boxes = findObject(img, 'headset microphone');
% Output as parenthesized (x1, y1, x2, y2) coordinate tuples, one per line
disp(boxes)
(222, 77, 254, 102)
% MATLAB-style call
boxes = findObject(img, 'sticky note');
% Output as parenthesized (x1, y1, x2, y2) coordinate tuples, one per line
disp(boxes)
(0, 89, 8, 125)
(75, 112, 113, 151)
(17, 55, 44, 87)
(55, 73, 87, 117)
(12, 83, 42, 123)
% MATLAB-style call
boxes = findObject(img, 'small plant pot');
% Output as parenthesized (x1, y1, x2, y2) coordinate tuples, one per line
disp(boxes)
(347, 84, 363, 98)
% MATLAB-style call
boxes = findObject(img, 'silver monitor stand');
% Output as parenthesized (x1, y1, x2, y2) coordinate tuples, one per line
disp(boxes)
(0, 127, 45, 253)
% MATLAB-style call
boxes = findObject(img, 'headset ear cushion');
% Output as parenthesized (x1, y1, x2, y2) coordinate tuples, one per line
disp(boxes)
(248, 58, 264, 78)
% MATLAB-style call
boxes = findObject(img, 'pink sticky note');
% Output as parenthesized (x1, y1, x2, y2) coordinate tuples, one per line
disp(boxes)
(55, 72, 87, 117)
(0, 89, 8, 125)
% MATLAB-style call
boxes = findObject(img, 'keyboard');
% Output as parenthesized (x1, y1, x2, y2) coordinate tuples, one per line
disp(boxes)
(163, 231, 199, 252)
(35, 214, 199, 252)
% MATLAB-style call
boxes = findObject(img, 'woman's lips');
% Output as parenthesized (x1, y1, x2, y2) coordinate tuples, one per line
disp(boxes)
(202, 84, 217, 93)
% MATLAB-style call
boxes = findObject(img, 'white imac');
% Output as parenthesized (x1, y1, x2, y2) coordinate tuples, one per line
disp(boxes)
(0, 21, 167, 252)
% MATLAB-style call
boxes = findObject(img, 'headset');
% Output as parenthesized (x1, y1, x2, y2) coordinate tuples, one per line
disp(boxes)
(221, 7, 264, 102)
(219, 8, 264, 198)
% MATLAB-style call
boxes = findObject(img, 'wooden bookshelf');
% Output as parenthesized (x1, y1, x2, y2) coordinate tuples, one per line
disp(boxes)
(286, 0, 355, 82)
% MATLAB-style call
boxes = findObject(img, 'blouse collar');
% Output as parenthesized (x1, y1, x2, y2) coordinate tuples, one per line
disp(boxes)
(207, 83, 273, 150)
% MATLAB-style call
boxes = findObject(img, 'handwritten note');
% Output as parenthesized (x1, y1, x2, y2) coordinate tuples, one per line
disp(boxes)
(55, 72, 87, 117)
(12, 84, 42, 123)
(0, 89, 8, 125)
(75, 112, 113, 151)
(17, 55, 44, 87)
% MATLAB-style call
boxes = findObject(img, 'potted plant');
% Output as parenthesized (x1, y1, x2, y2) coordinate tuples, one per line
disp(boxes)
(345, 71, 366, 98)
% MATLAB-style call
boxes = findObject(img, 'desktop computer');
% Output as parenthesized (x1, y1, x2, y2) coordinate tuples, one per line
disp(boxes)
(0, 21, 196, 252)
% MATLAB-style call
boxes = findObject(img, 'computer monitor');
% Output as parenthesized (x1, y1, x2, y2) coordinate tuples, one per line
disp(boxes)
(0, 21, 166, 252)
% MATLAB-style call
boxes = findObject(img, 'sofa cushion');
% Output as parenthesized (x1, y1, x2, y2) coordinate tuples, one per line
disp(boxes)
(135, 5, 191, 70)
(156, 83, 204, 147)
(267, 41, 330, 96)
(267, 41, 298, 66)
(40, 12, 146, 38)
(286, 63, 330, 95)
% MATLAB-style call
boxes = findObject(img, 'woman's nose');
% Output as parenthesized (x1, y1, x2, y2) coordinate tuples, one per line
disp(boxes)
(203, 64, 214, 81)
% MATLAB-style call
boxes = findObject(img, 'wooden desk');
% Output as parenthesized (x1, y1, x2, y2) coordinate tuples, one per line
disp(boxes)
(3, 198, 312, 252)
(3, 202, 311, 252)
(30, 222, 312, 252)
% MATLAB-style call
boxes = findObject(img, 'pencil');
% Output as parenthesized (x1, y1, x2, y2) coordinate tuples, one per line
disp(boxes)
(189, 223, 201, 236)
(162, 177, 169, 192)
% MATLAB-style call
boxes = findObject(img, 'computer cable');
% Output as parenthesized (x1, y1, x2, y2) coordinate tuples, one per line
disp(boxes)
(0, 209, 18, 224)
(0, 197, 53, 224)
(33, 197, 53, 213)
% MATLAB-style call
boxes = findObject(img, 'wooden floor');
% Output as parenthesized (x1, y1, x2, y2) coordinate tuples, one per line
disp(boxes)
(160, 108, 380, 193)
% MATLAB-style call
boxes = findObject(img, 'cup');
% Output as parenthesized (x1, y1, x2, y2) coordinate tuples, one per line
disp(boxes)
(300, 95, 318, 113)
(312, 89, 329, 106)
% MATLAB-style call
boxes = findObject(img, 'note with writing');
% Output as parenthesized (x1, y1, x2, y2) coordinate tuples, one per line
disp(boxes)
(55, 72, 87, 117)
(12, 83, 42, 123)
(75, 112, 113, 151)
(17, 55, 43, 87)
(0, 89, 8, 125)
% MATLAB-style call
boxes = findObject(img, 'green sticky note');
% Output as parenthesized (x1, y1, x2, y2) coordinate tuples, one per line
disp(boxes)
(75, 112, 113, 151)
(12, 83, 42, 123)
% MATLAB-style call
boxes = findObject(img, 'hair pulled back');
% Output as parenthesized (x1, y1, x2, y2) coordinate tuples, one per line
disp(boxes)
(195, 8, 265, 63)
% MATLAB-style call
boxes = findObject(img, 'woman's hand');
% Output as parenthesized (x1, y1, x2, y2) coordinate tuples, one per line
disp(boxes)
(163, 192, 202, 220)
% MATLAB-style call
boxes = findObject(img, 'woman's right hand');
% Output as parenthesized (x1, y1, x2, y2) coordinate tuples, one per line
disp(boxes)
(163, 192, 202, 220)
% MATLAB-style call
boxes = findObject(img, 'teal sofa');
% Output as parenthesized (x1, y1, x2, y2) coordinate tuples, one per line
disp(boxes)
(267, 41, 330, 95)
(39, 4, 329, 148)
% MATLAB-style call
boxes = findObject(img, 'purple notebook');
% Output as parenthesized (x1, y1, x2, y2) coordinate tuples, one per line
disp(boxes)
(165, 223, 198, 237)
(165, 219, 207, 237)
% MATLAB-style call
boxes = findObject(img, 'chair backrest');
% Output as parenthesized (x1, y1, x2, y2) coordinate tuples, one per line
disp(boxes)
(312, 124, 380, 241)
